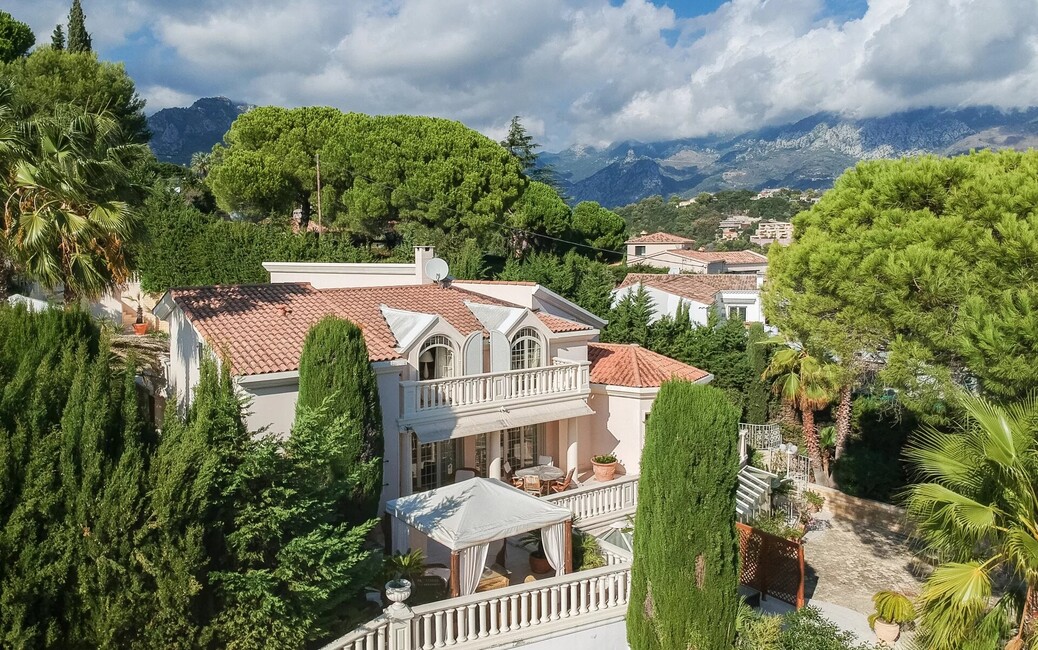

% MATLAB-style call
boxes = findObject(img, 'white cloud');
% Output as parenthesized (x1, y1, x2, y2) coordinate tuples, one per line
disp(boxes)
(9, 0, 1038, 147)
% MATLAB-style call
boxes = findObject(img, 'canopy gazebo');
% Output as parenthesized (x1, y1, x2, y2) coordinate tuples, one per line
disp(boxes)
(387, 478, 574, 597)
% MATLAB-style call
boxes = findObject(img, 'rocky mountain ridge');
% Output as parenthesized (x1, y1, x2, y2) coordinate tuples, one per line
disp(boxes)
(147, 97, 252, 165)
(543, 106, 1038, 207)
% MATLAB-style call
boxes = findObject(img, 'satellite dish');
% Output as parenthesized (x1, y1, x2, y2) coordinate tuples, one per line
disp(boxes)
(425, 257, 450, 282)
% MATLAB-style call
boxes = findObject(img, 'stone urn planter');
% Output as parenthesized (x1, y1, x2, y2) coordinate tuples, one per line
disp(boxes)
(384, 579, 412, 611)
(591, 454, 619, 482)
(868, 591, 915, 647)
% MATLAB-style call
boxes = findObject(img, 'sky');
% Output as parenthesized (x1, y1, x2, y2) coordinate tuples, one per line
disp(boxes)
(10, 0, 1038, 149)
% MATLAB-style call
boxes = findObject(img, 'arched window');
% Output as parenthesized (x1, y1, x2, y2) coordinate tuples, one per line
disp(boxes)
(510, 327, 543, 370)
(419, 335, 455, 380)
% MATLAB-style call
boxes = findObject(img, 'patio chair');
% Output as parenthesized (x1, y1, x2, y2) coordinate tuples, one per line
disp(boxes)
(537, 455, 553, 467)
(522, 475, 543, 496)
(550, 468, 575, 493)
(454, 467, 478, 482)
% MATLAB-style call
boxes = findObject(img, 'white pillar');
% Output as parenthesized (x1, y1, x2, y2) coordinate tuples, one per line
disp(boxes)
(401, 430, 414, 498)
(488, 431, 503, 480)
(566, 418, 579, 480)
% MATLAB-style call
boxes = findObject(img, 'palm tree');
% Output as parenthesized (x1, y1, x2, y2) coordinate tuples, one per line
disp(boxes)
(904, 392, 1038, 649)
(762, 344, 837, 483)
(1, 96, 144, 303)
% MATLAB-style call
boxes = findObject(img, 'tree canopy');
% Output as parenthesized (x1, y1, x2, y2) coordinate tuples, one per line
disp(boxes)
(570, 200, 627, 260)
(500, 115, 539, 170)
(765, 150, 1038, 412)
(0, 11, 34, 63)
(0, 48, 149, 144)
(208, 107, 527, 240)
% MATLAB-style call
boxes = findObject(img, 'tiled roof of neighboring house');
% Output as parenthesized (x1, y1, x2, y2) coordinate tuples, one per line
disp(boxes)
(670, 249, 768, 264)
(450, 280, 537, 286)
(617, 273, 759, 302)
(587, 342, 710, 388)
(167, 282, 590, 376)
(625, 232, 695, 245)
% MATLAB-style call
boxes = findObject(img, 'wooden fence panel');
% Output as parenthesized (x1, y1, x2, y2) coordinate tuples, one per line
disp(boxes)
(736, 522, 805, 608)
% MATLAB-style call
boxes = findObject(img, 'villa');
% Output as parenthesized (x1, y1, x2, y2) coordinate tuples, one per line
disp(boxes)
(154, 248, 782, 649)
(612, 272, 765, 325)
(624, 232, 769, 274)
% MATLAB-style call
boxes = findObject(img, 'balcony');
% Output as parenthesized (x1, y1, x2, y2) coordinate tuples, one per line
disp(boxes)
(400, 359, 591, 430)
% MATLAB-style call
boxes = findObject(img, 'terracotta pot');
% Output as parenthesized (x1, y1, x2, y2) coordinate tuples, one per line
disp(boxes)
(873, 618, 900, 645)
(591, 459, 618, 482)
(529, 550, 551, 574)
(132, 322, 149, 336)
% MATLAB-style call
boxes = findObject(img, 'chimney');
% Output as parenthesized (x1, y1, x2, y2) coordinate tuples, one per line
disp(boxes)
(415, 246, 436, 284)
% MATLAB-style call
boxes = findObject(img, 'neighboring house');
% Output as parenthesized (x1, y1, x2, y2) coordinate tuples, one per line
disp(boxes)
(612, 273, 764, 325)
(634, 248, 769, 274)
(154, 247, 712, 511)
(718, 214, 759, 240)
(624, 231, 694, 265)
(750, 220, 794, 246)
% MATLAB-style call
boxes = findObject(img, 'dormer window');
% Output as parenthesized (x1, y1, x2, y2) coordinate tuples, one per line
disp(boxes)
(419, 335, 455, 380)
(510, 327, 543, 370)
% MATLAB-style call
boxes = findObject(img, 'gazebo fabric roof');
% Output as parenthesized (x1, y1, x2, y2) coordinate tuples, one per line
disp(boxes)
(386, 478, 572, 551)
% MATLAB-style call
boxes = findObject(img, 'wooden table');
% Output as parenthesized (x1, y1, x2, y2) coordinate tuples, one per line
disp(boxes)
(476, 567, 509, 592)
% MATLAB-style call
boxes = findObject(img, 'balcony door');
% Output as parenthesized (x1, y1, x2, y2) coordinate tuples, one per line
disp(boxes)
(419, 335, 456, 381)
(412, 434, 460, 492)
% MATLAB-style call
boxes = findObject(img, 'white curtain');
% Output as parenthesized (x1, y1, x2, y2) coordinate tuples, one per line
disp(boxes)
(458, 543, 490, 595)
(542, 522, 567, 577)
(391, 517, 411, 555)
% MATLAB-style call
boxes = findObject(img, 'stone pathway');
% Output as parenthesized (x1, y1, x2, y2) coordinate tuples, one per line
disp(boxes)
(802, 508, 928, 615)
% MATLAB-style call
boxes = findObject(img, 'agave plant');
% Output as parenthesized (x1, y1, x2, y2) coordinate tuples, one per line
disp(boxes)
(903, 392, 1038, 648)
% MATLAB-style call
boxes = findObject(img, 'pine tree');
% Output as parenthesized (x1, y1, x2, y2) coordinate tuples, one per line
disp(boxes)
(296, 316, 384, 524)
(51, 24, 65, 50)
(500, 115, 539, 170)
(627, 381, 741, 649)
(66, 0, 91, 54)
(604, 285, 654, 345)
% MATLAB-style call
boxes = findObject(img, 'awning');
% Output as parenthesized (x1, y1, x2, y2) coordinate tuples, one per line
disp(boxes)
(408, 398, 594, 445)
(387, 478, 573, 550)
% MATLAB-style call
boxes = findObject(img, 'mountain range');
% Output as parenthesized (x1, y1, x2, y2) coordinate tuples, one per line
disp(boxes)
(541, 106, 1038, 207)
(146, 98, 1038, 207)
(147, 97, 252, 165)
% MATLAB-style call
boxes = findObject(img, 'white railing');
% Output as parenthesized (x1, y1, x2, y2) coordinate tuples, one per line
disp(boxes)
(323, 615, 389, 650)
(400, 360, 590, 421)
(739, 422, 781, 450)
(322, 565, 631, 650)
(410, 564, 630, 649)
(544, 475, 638, 523)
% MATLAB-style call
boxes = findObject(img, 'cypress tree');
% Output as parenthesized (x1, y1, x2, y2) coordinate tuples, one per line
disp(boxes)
(627, 380, 741, 649)
(66, 0, 91, 54)
(296, 316, 384, 524)
(744, 323, 772, 424)
(51, 24, 65, 50)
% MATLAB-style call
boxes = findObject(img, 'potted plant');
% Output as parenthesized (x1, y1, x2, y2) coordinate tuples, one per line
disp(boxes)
(868, 590, 916, 645)
(520, 531, 552, 574)
(131, 293, 148, 335)
(591, 454, 619, 482)
(384, 549, 427, 582)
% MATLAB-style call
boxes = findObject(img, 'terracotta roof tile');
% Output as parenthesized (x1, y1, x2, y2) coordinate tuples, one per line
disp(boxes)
(168, 283, 591, 376)
(625, 232, 695, 245)
(450, 280, 537, 286)
(535, 312, 592, 333)
(670, 249, 768, 264)
(587, 342, 710, 388)
(617, 273, 759, 302)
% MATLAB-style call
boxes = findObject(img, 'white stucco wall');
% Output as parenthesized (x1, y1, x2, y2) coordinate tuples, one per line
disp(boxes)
(587, 385, 657, 476)
(239, 377, 299, 436)
(518, 617, 628, 650)
(627, 241, 691, 264)
(168, 307, 203, 413)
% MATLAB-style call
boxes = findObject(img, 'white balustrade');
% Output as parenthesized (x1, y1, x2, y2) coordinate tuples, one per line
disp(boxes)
(543, 475, 639, 523)
(321, 615, 390, 650)
(738, 423, 781, 450)
(408, 564, 631, 649)
(596, 536, 633, 566)
(400, 360, 590, 421)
